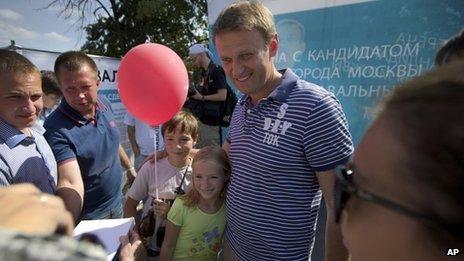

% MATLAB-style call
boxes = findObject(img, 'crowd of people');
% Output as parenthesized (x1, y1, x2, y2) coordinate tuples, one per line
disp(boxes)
(0, 0, 463, 260)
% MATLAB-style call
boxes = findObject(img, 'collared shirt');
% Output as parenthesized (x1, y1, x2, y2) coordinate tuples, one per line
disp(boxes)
(44, 96, 123, 220)
(226, 69, 353, 260)
(0, 118, 57, 194)
(36, 105, 58, 127)
(200, 61, 228, 95)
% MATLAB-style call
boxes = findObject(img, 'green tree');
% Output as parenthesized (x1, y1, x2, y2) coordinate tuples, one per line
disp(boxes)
(48, 0, 208, 58)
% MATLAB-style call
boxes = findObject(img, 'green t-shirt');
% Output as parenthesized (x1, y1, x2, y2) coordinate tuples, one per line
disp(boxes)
(168, 197, 226, 260)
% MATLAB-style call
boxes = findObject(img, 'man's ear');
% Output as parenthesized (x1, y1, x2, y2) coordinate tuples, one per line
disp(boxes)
(269, 34, 279, 58)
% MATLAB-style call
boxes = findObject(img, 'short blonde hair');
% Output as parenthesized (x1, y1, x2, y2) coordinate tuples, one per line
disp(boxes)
(212, 0, 276, 45)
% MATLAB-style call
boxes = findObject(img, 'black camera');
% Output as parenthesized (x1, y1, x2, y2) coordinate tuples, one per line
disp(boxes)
(174, 186, 185, 195)
(187, 85, 197, 97)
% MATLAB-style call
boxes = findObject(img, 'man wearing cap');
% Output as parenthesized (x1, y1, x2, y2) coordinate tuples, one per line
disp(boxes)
(188, 43, 228, 147)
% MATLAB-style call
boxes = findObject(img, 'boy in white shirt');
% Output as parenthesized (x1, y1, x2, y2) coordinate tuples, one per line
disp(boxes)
(123, 110, 198, 255)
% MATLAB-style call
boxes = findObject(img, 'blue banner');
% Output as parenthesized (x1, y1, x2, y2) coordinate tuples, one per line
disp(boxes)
(272, 0, 463, 145)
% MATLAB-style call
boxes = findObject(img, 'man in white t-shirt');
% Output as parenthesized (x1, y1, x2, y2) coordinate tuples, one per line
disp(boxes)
(124, 112, 164, 170)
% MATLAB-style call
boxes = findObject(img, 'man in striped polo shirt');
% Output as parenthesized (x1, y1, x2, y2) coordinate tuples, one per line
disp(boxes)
(213, 1, 354, 260)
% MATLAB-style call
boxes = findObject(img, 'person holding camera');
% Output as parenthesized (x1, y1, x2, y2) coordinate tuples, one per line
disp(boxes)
(187, 43, 228, 147)
(123, 110, 198, 257)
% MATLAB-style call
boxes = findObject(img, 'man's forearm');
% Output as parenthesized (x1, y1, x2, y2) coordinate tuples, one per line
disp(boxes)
(123, 199, 138, 219)
(316, 170, 349, 261)
(56, 160, 84, 223)
(119, 145, 133, 170)
(127, 126, 140, 156)
(324, 207, 349, 261)
(203, 89, 227, 101)
(119, 146, 137, 182)
(56, 185, 83, 223)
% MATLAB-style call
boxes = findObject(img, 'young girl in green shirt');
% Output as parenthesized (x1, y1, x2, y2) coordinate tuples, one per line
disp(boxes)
(160, 146, 230, 260)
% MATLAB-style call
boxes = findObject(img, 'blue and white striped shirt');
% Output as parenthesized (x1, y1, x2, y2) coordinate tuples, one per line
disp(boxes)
(226, 69, 353, 260)
(0, 119, 57, 194)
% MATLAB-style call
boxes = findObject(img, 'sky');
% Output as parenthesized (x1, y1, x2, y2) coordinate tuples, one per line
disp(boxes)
(0, 0, 376, 53)
(0, 0, 96, 52)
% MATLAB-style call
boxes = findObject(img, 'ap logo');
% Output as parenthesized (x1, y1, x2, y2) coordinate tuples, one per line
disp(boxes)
(446, 248, 460, 256)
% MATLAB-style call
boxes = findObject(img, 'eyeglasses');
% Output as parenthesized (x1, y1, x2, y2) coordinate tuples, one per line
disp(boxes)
(334, 166, 464, 239)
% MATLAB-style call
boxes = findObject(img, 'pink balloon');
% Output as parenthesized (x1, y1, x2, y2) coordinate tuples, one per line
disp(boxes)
(117, 43, 188, 125)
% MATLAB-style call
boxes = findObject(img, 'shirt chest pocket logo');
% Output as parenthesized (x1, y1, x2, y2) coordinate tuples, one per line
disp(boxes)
(261, 103, 292, 147)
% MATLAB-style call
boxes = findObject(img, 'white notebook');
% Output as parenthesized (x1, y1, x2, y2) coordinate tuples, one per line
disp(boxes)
(73, 217, 135, 260)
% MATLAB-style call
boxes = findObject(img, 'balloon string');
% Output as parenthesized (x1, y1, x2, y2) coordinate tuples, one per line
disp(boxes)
(154, 126, 158, 200)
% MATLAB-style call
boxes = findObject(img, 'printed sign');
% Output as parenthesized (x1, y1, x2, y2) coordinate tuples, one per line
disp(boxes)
(208, 0, 464, 145)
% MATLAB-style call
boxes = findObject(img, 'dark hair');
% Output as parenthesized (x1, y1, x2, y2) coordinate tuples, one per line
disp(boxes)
(212, 0, 276, 46)
(161, 110, 199, 141)
(40, 70, 62, 96)
(381, 61, 464, 247)
(54, 51, 98, 80)
(0, 50, 38, 76)
(435, 29, 464, 66)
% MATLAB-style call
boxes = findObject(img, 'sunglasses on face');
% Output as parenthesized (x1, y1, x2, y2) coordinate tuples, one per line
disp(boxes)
(334, 166, 464, 239)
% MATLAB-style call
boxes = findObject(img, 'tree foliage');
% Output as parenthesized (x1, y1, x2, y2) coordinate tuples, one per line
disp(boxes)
(48, 0, 208, 58)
